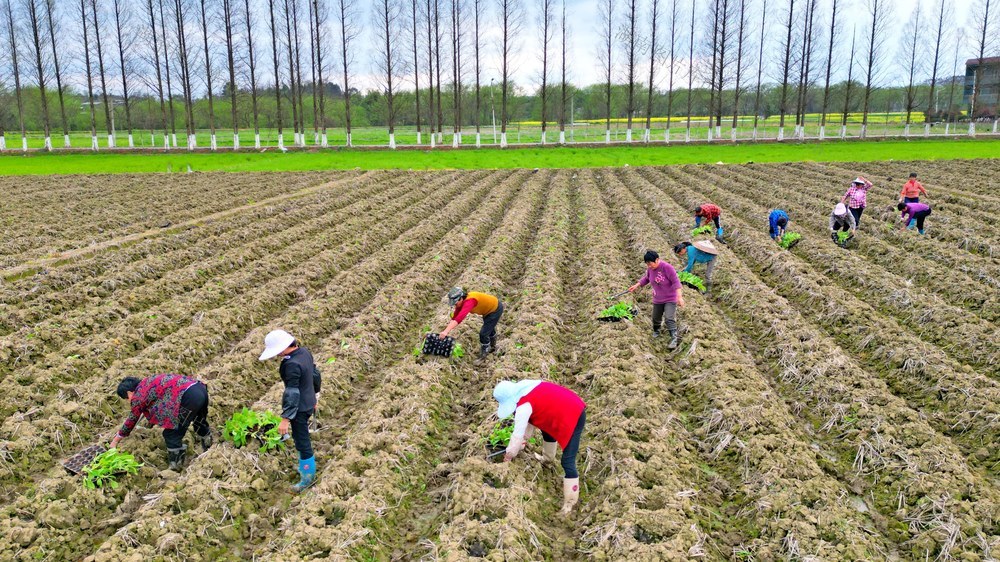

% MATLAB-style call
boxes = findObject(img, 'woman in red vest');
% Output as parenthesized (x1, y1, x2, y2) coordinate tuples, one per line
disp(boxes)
(494, 379, 587, 514)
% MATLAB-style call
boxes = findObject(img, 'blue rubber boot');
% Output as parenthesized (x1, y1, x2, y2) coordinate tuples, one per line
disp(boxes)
(918, 229, 925, 235)
(292, 456, 316, 493)
(908, 219, 916, 230)
(716, 227, 726, 244)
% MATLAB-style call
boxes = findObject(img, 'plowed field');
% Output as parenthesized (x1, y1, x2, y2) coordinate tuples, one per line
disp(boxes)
(1, 160, 997, 561)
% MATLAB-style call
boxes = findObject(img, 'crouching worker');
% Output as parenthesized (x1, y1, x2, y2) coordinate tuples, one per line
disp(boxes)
(495, 379, 586, 515)
(769, 209, 790, 241)
(829, 203, 857, 244)
(440, 287, 504, 362)
(259, 329, 322, 493)
(110, 374, 212, 471)
(673, 240, 720, 293)
(628, 250, 684, 348)
(693, 203, 725, 243)
(898, 201, 932, 234)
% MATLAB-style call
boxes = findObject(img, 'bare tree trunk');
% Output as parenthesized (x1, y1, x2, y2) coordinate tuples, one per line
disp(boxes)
(375, 0, 400, 147)
(684, 0, 695, 141)
(793, 0, 816, 139)
(860, 0, 889, 138)
(223, 0, 240, 149)
(112, 0, 134, 146)
(337, 0, 354, 146)
(729, 0, 746, 139)
(4, 0, 27, 151)
(197, 0, 216, 149)
(307, 0, 318, 143)
(91, 0, 116, 147)
(644, 0, 660, 142)
(664, 0, 679, 141)
(777, 0, 795, 140)
(283, 0, 300, 147)
(819, 0, 839, 138)
(945, 28, 963, 135)
(451, 0, 461, 147)
(539, 0, 553, 144)
(474, 0, 482, 144)
(268, 0, 285, 148)
(160, 0, 178, 146)
(25, 0, 52, 150)
(497, 0, 522, 147)
(558, 0, 566, 143)
(291, 0, 306, 145)
(924, 0, 948, 135)
(967, 0, 993, 135)
(81, 0, 99, 149)
(44, 0, 70, 148)
(434, 0, 442, 142)
(599, 0, 613, 143)
(146, 0, 170, 148)
(425, 0, 435, 146)
(244, 0, 261, 146)
(624, 0, 638, 142)
(313, 0, 326, 146)
(840, 26, 857, 138)
(172, 0, 197, 148)
(900, 2, 924, 136)
(750, 0, 766, 139)
(411, 0, 422, 144)
(713, 0, 729, 137)
(706, 0, 719, 141)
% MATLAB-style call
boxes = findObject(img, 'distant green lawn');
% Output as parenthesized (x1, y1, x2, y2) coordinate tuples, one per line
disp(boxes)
(0, 137, 996, 175)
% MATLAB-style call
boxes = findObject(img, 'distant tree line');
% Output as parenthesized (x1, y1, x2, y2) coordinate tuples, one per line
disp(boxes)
(0, 0, 995, 150)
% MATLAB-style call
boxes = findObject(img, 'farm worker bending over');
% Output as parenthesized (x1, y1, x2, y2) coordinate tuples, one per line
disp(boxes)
(897, 201, 932, 235)
(693, 203, 725, 243)
(495, 379, 586, 515)
(673, 240, 720, 293)
(628, 250, 684, 348)
(440, 287, 504, 361)
(829, 203, 857, 243)
(110, 374, 212, 471)
(840, 176, 873, 227)
(899, 173, 928, 228)
(769, 209, 790, 241)
(259, 329, 322, 493)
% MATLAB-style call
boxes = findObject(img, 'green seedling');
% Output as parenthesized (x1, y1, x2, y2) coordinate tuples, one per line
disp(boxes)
(598, 301, 636, 320)
(325, 357, 336, 364)
(691, 225, 714, 237)
(484, 418, 537, 449)
(67, 354, 81, 360)
(451, 343, 465, 359)
(223, 408, 286, 453)
(678, 271, 706, 292)
(837, 231, 852, 244)
(83, 448, 141, 490)
(778, 232, 802, 249)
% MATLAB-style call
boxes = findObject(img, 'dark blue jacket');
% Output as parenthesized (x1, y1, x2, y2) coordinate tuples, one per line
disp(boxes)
(280, 348, 322, 419)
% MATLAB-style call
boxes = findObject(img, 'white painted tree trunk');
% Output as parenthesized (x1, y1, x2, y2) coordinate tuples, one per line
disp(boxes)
(904, 124, 910, 137)
(860, 124, 868, 138)
(0, 136, 6, 150)
(819, 125, 825, 140)
(314, 133, 319, 144)
(63, 134, 71, 148)
(21, 137, 28, 151)
(540, 131, 547, 145)
(127, 134, 134, 147)
(210, 134, 218, 150)
(605, 129, 611, 143)
(107, 134, 115, 147)
(278, 135, 285, 150)
(452, 133, 459, 148)
(43, 136, 52, 151)
(91, 136, 99, 150)
(389, 133, 396, 148)
(777, 127, 784, 140)
(715, 125, 721, 137)
(707, 127, 713, 142)
(968, 122, 976, 136)
(475, 133, 481, 147)
(944, 123, 950, 135)
(171, 133, 177, 147)
(416, 131, 422, 145)
(665, 129, 670, 143)
(730, 128, 737, 141)
(751, 127, 758, 140)
(321, 133, 328, 147)
(924, 123, 930, 136)
(457, 132, 462, 144)
(685, 129, 691, 142)
(437, 132, 443, 144)
(840, 125, 847, 138)
(559, 130, 565, 144)
(625, 128, 632, 142)
(233, 134, 240, 150)
(430, 133, 436, 148)
(642, 128, 650, 142)
(254, 133, 261, 148)
(993, 119, 998, 133)
(164, 135, 170, 149)
(500, 132, 508, 147)
(346, 132, 352, 147)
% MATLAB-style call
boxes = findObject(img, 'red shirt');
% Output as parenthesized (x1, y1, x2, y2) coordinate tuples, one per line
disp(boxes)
(697, 204, 721, 220)
(118, 374, 199, 438)
(451, 298, 479, 324)
(900, 179, 927, 198)
(517, 382, 586, 448)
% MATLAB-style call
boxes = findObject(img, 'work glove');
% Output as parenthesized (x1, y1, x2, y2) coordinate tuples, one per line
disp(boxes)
(504, 436, 526, 462)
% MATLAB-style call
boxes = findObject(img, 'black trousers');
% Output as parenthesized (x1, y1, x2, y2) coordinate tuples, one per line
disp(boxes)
(849, 206, 865, 227)
(652, 303, 677, 333)
(541, 409, 586, 479)
(291, 409, 314, 459)
(913, 209, 931, 230)
(163, 382, 210, 450)
(480, 301, 504, 346)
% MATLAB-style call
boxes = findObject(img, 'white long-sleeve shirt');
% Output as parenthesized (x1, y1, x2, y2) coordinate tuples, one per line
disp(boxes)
(505, 403, 533, 457)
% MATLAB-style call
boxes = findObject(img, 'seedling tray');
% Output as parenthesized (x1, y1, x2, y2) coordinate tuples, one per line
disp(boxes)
(422, 334, 456, 357)
(63, 444, 107, 475)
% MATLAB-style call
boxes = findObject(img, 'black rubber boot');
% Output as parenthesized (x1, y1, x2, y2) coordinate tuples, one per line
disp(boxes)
(668, 330, 679, 349)
(477, 344, 490, 362)
(167, 447, 187, 471)
(831, 232, 839, 243)
(198, 432, 213, 452)
(488, 333, 498, 352)
(652, 324, 661, 338)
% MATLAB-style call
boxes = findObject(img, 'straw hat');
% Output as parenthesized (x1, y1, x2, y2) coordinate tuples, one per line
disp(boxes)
(692, 240, 719, 255)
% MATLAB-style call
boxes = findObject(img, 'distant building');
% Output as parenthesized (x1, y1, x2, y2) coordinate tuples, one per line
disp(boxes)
(964, 56, 1000, 118)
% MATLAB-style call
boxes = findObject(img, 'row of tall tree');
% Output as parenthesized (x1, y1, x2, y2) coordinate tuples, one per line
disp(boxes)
(0, 0, 996, 151)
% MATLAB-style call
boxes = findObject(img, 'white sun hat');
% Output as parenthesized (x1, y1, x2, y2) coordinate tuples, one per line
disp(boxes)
(493, 380, 542, 419)
(834, 203, 848, 216)
(259, 329, 295, 361)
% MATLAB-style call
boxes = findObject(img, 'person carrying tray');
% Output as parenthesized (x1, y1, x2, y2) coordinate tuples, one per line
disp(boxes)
(829, 203, 857, 244)
(110, 374, 212, 471)
(897, 201, 932, 234)
(768, 209, 790, 241)
(439, 287, 504, 362)
(259, 329, 322, 493)
(495, 379, 586, 515)
(693, 203, 725, 243)
(628, 250, 684, 348)
(673, 240, 720, 293)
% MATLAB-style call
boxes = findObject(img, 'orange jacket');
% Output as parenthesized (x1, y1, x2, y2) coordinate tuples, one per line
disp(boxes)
(900, 179, 927, 198)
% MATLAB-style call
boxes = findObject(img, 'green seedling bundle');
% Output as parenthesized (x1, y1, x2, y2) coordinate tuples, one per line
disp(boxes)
(678, 271, 706, 292)
(83, 448, 142, 490)
(223, 408, 286, 453)
(778, 232, 802, 249)
(691, 225, 714, 237)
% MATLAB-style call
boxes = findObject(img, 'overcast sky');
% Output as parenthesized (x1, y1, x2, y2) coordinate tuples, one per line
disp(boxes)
(356, 0, 984, 92)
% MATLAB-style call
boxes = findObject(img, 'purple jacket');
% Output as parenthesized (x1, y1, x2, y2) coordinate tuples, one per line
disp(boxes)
(638, 261, 681, 304)
(901, 202, 930, 222)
